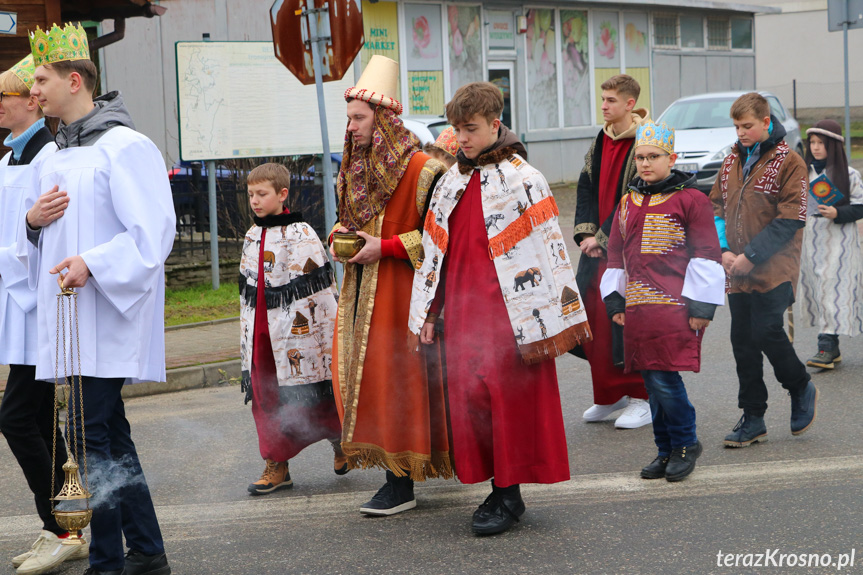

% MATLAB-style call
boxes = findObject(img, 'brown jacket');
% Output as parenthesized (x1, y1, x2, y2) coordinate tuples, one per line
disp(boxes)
(709, 140, 809, 294)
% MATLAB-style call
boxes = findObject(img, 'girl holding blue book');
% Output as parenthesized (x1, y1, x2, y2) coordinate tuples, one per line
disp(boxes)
(799, 119, 863, 369)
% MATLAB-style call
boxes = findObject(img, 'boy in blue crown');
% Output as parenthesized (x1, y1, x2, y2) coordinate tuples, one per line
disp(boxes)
(601, 122, 725, 481)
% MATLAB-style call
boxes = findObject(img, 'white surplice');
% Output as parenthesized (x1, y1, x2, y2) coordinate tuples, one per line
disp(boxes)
(17, 126, 175, 383)
(0, 142, 56, 365)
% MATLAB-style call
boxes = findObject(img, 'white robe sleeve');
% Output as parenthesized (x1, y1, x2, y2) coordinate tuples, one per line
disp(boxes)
(681, 257, 725, 305)
(79, 136, 176, 319)
(14, 164, 43, 292)
(0, 240, 36, 313)
(600, 267, 627, 300)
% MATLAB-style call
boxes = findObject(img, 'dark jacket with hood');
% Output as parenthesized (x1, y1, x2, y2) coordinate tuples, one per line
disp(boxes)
(55, 91, 135, 149)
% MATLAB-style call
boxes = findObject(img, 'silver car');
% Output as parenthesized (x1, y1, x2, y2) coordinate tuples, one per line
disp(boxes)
(401, 115, 450, 146)
(657, 91, 805, 192)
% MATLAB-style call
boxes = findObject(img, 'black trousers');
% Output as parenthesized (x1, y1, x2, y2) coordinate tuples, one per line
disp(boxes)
(68, 376, 164, 571)
(0, 365, 67, 535)
(728, 282, 810, 417)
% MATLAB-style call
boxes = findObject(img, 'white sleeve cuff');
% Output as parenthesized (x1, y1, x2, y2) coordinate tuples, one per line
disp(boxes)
(682, 257, 726, 306)
(600, 267, 627, 300)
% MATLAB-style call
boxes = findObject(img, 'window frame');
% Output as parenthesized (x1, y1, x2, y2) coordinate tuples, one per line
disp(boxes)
(652, 12, 679, 49)
(730, 17, 754, 52)
(707, 17, 730, 51)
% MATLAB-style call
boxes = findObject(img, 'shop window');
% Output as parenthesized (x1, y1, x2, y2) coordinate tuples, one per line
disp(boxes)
(525, 8, 559, 129)
(680, 15, 704, 49)
(593, 10, 621, 124)
(731, 19, 753, 50)
(707, 18, 730, 50)
(448, 5, 484, 95)
(653, 14, 678, 48)
(624, 13, 651, 116)
(405, 3, 445, 115)
(561, 10, 590, 126)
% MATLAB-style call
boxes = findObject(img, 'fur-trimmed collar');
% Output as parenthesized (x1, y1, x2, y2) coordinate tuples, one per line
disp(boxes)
(253, 211, 304, 228)
(457, 146, 523, 175)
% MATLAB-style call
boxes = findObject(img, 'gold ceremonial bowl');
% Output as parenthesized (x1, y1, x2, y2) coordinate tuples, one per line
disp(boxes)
(332, 231, 365, 260)
(55, 508, 93, 532)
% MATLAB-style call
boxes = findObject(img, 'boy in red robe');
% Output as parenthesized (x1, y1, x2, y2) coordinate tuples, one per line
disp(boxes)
(409, 82, 591, 535)
(601, 122, 725, 481)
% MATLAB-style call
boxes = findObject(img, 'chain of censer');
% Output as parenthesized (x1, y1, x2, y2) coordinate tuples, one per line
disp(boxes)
(51, 289, 89, 515)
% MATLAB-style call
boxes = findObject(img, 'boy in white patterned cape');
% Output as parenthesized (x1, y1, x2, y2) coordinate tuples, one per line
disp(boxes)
(408, 82, 591, 536)
(239, 163, 345, 495)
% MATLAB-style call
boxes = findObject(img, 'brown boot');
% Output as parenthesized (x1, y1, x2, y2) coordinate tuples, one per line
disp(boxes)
(330, 439, 349, 476)
(248, 459, 292, 495)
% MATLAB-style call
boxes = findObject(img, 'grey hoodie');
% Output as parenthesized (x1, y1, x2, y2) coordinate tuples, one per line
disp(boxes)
(55, 91, 136, 149)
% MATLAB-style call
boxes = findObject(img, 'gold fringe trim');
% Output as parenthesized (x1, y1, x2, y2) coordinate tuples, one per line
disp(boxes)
(423, 209, 449, 253)
(518, 321, 593, 365)
(488, 196, 559, 259)
(342, 442, 455, 481)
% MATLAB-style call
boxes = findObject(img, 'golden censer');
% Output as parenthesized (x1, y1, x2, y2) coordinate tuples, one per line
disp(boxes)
(51, 285, 91, 545)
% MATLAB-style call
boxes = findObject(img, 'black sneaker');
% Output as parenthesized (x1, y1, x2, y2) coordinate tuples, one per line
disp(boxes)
(666, 441, 702, 482)
(806, 349, 841, 369)
(724, 413, 767, 447)
(359, 472, 415, 516)
(124, 550, 171, 575)
(472, 484, 525, 536)
(790, 380, 819, 436)
(640, 455, 670, 479)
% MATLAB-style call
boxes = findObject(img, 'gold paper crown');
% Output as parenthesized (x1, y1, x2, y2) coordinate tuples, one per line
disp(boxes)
(29, 23, 91, 68)
(10, 55, 36, 90)
(635, 121, 675, 155)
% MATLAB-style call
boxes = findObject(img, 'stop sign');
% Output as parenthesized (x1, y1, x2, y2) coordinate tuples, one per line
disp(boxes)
(271, 0, 364, 85)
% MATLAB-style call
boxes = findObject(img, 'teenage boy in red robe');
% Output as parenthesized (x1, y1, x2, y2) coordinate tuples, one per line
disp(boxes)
(410, 82, 590, 535)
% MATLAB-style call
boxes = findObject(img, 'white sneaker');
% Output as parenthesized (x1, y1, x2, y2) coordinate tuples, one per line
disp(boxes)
(583, 396, 630, 422)
(614, 398, 652, 429)
(15, 531, 88, 575)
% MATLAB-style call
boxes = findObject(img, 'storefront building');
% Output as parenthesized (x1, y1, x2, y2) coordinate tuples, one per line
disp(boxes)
(357, 0, 764, 182)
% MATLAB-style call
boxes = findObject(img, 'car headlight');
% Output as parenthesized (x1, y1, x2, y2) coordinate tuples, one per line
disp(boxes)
(711, 145, 733, 161)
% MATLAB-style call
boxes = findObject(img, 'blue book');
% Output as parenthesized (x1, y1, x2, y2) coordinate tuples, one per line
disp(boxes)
(810, 173, 844, 206)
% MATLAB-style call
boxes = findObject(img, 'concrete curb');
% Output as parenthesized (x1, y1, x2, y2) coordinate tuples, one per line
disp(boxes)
(165, 316, 240, 332)
(121, 359, 242, 399)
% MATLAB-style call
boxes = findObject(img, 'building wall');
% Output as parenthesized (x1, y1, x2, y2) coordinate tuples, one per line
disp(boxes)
(754, 7, 863, 110)
(98, 0, 759, 182)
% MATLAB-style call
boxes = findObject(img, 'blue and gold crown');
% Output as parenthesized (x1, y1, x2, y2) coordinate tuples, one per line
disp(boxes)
(635, 121, 675, 155)
(29, 23, 90, 68)
(10, 55, 36, 90)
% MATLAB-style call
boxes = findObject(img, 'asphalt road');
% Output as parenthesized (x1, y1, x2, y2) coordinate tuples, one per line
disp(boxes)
(2, 304, 863, 575)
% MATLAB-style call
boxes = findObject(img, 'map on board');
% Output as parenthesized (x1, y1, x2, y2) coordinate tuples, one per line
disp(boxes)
(176, 41, 355, 161)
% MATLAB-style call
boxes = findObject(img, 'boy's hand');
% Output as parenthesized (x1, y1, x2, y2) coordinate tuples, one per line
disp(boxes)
(818, 205, 838, 219)
(27, 186, 69, 229)
(729, 254, 755, 276)
(420, 322, 436, 345)
(612, 312, 625, 326)
(329, 226, 349, 259)
(50, 255, 91, 289)
(579, 236, 605, 258)
(721, 251, 737, 273)
(348, 231, 382, 264)
(689, 317, 710, 331)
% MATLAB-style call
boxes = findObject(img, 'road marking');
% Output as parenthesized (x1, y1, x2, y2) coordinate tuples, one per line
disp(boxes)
(1, 454, 861, 538)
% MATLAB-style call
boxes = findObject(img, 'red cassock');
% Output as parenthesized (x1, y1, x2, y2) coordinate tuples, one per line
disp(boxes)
(431, 171, 570, 487)
(606, 187, 722, 372)
(582, 134, 646, 404)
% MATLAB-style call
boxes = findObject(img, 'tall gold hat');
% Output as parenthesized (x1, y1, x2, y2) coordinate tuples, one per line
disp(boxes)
(10, 55, 36, 90)
(635, 121, 675, 155)
(343, 55, 402, 115)
(30, 23, 91, 68)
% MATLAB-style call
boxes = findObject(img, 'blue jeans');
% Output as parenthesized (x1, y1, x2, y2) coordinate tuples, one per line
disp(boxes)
(641, 370, 697, 456)
(68, 377, 165, 571)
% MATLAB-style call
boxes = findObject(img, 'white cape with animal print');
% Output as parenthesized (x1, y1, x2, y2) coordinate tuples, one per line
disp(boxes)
(239, 220, 339, 389)
(408, 152, 592, 364)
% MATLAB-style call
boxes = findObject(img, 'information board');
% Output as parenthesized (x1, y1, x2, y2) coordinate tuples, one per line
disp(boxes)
(176, 41, 355, 161)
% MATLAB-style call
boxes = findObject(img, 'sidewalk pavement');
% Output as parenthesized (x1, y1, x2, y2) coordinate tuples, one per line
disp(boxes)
(0, 317, 242, 400)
